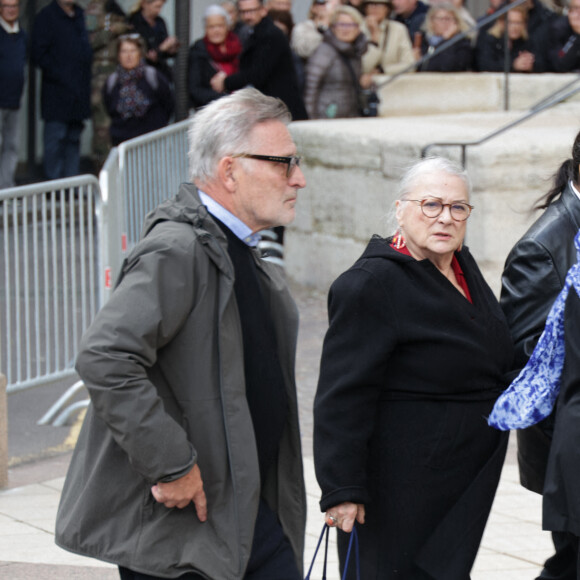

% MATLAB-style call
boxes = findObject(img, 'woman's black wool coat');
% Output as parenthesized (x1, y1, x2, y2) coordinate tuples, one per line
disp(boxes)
(543, 289, 580, 537)
(314, 236, 514, 579)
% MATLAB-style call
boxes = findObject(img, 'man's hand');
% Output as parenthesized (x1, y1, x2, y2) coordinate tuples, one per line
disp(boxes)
(151, 464, 208, 522)
(325, 502, 365, 533)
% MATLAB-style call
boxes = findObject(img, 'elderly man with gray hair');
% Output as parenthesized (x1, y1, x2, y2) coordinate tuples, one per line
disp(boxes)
(55, 88, 307, 580)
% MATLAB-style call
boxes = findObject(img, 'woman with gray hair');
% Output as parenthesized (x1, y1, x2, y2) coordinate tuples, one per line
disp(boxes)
(314, 157, 514, 578)
(188, 5, 242, 109)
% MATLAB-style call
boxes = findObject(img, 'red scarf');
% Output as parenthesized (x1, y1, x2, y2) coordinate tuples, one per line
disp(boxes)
(204, 31, 242, 76)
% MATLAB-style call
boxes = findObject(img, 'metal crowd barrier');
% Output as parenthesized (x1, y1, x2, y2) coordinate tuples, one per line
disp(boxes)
(0, 175, 104, 395)
(98, 119, 191, 293)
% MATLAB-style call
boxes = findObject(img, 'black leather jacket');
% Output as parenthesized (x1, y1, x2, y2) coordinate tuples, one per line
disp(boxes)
(500, 182, 580, 493)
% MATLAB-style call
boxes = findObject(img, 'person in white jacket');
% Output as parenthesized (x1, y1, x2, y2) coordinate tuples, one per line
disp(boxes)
(360, 0, 416, 79)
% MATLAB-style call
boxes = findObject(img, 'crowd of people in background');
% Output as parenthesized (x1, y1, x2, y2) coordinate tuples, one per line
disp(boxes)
(3, 0, 580, 187)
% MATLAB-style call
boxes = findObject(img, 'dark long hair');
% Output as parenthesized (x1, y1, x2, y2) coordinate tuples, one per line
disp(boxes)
(535, 130, 580, 210)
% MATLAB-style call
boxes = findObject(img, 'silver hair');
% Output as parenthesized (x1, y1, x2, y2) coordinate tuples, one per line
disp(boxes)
(188, 88, 292, 184)
(203, 4, 231, 27)
(398, 156, 471, 200)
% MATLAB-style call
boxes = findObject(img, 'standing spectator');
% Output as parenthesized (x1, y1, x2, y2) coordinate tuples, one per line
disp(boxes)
(477, 5, 545, 71)
(500, 129, 580, 580)
(128, 0, 179, 81)
(55, 87, 307, 580)
(391, 0, 429, 42)
(517, 0, 556, 68)
(360, 0, 415, 77)
(304, 6, 368, 119)
(417, 3, 473, 71)
(188, 5, 242, 109)
(86, 0, 131, 171)
(31, 0, 92, 181)
(103, 35, 173, 145)
(269, 9, 305, 95)
(548, 0, 580, 71)
(211, 0, 308, 120)
(221, 0, 249, 40)
(291, 0, 331, 62)
(523, 0, 556, 41)
(429, 0, 476, 39)
(477, 0, 507, 35)
(0, 0, 26, 189)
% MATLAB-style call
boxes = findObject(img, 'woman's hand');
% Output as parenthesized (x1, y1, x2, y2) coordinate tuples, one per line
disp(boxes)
(513, 50, 534, 72)
(210, 71, 227, 92)
(325, 502, 365, 533)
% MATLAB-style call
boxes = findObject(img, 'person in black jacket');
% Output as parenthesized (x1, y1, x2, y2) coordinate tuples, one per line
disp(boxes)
(500, 129, 580, 580)
(476, 4, 546, 72)
(314, 157, 514, 579)
(128, 0, 178, 81)
(0, 0, 26, 188)
(210, 0, 308, 120)
(103, 34, 173, 145)
(31, 0, 92, 180)
(547, 0, 580, 72)
(416, 3, 472, 71)
(542, 273, 580, 579)
(392, 0, 429, 41)
(188, 5, 242, 110)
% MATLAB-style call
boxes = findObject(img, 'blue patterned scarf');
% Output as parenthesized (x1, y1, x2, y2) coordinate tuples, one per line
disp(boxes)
(488, 229, 580, 431)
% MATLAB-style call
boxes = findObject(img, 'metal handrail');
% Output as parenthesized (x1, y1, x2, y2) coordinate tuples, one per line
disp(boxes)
(421, 81, 580, 165)
(376, 0, 528, 110)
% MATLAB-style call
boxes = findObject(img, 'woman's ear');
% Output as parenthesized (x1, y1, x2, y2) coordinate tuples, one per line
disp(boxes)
(395, 199, 403, 226)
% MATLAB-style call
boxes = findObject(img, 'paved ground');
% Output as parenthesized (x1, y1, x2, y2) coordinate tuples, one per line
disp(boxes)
(0, 284, 554, 579)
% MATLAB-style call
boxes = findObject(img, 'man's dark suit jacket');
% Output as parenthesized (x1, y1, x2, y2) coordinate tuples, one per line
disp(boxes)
(224, 16, 307, 121)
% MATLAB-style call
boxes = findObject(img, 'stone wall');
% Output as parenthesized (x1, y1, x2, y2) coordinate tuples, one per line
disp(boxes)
(375, 73, 580, 117)
(287, 93, 580, 297)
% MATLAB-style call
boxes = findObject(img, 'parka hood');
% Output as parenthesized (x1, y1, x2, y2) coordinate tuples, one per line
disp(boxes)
(140, 182, 232, 276)
(359, 234, 415, 262)
(141, 183, 216, 236)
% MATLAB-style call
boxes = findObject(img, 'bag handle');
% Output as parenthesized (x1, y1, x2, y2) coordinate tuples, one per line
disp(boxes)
(304, 524, 360, 580)
(342, 525, 360, 580)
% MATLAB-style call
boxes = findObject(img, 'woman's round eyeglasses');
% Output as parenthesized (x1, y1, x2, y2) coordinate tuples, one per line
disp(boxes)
(406, 198, 474, 221)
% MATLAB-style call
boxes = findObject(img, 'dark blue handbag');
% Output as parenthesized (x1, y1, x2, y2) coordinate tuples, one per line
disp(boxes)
(304, 523, 360, 580)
